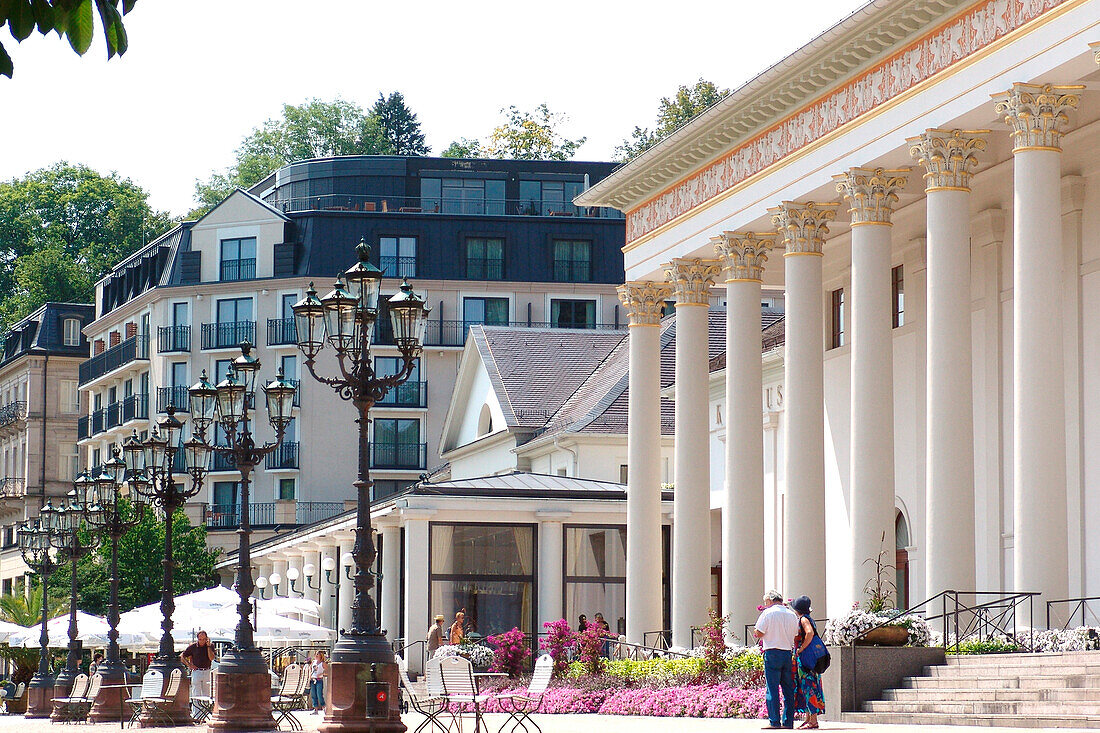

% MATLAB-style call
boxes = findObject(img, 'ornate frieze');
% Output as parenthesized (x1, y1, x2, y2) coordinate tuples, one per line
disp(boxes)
(834, 167, 910, 225)
(623, 0, 1067, 243)
(992, 82, 1082, 152)
(907, 129, 988, 191)
(664, 259, 722, 305)
(617, 281, 673, 325)
(711, 232, 777, 282)
(769, 202, 839, 256)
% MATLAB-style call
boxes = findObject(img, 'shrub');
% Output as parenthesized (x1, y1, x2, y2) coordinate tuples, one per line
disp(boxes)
(539, 619, 577, 677)
(487, 627, 530, 677)
(700, 608, 730, 676)
(955, 639, 1020, 655)
(575, 624, 606, 676)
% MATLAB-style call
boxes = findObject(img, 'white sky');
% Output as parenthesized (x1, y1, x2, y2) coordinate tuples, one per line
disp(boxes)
(1, 0, 868, 217)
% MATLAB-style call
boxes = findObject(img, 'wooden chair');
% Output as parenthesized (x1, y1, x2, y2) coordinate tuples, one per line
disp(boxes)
(496, 655, 553, 733)
(437, 655, 493, 733)
(50, 673, 89, 722)
(271, 663, 309, 731)
(125, 670, 163, 727)
(397, 656, 448, 733)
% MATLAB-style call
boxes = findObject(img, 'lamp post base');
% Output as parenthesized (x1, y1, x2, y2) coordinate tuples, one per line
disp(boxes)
(206, 668, 277, 732)
(317, 661, 404, 733)
(88, 662, 129, 722)
(25, 674, 56, 718)
(50, 675, 76, 721)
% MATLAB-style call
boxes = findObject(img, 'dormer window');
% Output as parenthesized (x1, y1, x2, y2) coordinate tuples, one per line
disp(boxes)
(220, 237, 257, 281)
(62, 318, 81, 347)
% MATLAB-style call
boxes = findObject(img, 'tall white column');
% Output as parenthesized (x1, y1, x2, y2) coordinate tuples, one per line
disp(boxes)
(665, 258, 720, 648)
(336, 539, 355, 633)
(993, 83, 1081, 619)
(770, 202, 838, 609)
(909, 130, 987, 598)
(319, 546, 338, 630)
(713, 232, 775, 643)
(536, 515, 567, 630)
(835, 168, 908, 604)
(380, 525, 401, 642)
(402, 517, 430, 674)
(271, 558, 288, 596)
(617, 281, 671, 643)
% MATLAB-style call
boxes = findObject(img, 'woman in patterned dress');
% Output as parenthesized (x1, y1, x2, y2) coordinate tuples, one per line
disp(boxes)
(792, 595, 825, 729)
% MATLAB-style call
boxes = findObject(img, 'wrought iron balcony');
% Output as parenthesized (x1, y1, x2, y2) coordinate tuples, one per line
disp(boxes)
(379, 256, 416, 278)
(91, 408, 105, 435)
(206, 502, 274, 529)
(79, 334, 149, 385)
(369, 442, 427, 470)
(0, 478, 26, 500)
(265, 441, 299, 470)
(376, 381, 427, 408)
(465, 257, 504, 280)
(106, 401, 121, 429)
(264, 193, 624, 219)
(373, 318, 626, 348)
(201, 321, 256, 350)
(553, 258, 593, 282)
(158, 325, 191, 352)
(267, 318, 298, 346)
(219, 258, 256, 282)
(78, 415, 90, 440)
(0, 401, 27, 429)
(121, 393, 149, 423)
(156, 385, 191, 413)
(296, 501, 345, 525)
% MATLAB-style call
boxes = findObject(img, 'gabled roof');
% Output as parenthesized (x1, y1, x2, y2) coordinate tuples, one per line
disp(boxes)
(191, 187, 290, 225)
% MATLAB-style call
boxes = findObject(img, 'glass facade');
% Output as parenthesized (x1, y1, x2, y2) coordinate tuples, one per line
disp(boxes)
(421, 178, 506, 215)
(564, 526, 626, 636)
(430, 523, 535, 636)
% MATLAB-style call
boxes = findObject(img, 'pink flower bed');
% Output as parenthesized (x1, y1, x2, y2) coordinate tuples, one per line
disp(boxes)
(449, 682, 767, 718)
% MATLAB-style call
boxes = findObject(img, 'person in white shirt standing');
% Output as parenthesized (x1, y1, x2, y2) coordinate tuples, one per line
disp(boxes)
(754, 590, 799, 729)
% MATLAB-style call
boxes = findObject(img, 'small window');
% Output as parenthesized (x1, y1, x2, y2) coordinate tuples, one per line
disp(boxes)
(219, 237, 257, 281)
(556, 467, 567, 477)
(466, 238, 504, 279)
(58, 443, 78, 483)
(463, 297, 509, 326)
(552, 240, 592, 282)
(62, 318, 82, 346)
(550, 299, 596, 329)
(477, 404, 493, 436)
(379, 237, 417, 278)
(830, 288, 845, 349)
(619, 465, 628, 484)
(892, 265, 905, 328)
(279, 478, 296, 500)
(59, 379, 80, 414)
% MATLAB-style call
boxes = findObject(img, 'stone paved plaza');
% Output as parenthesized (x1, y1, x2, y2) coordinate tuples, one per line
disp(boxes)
(0, 715, 1098, 733)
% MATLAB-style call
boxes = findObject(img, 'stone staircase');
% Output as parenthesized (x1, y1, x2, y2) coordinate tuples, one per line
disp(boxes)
(844, 650, 1100, 727)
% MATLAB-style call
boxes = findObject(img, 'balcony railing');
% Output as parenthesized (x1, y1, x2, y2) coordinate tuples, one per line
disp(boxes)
(265, 442, 299, 469)
(265, 193, 624, 219)
(267, 318, 298, 346)
(201, 321, 255, 350)
(370, 442, 427, 470)
(290, 379, 300, 407)
(465, 257, 504, 280)
(78, 415, 90, 440)
(79, 334, 149, 385)
(156, 385, 191, 413)
(220, 258, 256, 282)
(158, 325, 191, 353)
(296, 501, 345, 525)
(213, 452, 235, 472)
(553, 259, 593, 283)
(207, 502, 275, 529)
(0, 401, 27, 428)
(380, 256, 416, 278)
(0, 478, 26, 499)
(376, 381, 427, 408)
(91, 408, 105, 435)
(106, 401, 121, 429)
(373, 319, 626, 348)
(121, 393, 149, 423)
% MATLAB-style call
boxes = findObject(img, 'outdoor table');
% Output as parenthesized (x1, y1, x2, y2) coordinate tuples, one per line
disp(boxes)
(99, 682, 140, 728)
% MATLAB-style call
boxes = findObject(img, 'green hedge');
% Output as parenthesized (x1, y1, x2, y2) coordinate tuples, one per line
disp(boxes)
(566, 653, 764, 682)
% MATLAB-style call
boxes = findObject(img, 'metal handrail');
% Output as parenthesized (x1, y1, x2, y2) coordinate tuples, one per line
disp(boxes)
(608, 638, 690, 661)
(1046, 595, 1100, 631)
(642, 630, 672, 650)
(391, 639, 428, 673)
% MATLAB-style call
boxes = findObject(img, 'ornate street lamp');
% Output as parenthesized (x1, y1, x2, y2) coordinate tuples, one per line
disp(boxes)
(19, 507, 60, 718)
(193, 344, 294, 733)
(293, 238, 429, 733)
(79, 450, 143, 721)
(129, 407, 206, 725)
(47, 488, 100, 720)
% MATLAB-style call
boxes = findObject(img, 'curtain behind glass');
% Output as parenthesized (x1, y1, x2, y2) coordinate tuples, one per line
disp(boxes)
(513, 526, 533, 575)
(431, 524, 454, 575)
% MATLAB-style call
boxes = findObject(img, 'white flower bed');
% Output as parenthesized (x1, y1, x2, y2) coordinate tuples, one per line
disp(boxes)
(1018, 626, 1100, 652)
(434, 642, 495, 667)
(822, 607, 934, 647)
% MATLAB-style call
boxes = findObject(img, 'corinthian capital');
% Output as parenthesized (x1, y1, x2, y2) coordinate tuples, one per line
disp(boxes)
(907, 130, 988, 192)
(617, 281, 672, 326)
(992, 82, 1082, 152)
(711, 231, 776, 282)
(664, 258, 722, 305)
(834, 167, 910, 225)
(769, 202, 839, 256)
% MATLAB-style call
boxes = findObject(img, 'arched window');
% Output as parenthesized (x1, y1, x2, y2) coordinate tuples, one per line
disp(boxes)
(895, 510, 911, 610)
(477, 404, 493, 437)
(62, 318, 82, 347)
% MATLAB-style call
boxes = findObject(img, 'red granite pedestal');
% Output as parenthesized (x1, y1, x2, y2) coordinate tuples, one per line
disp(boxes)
(25, 684, 53, 718)
(206, 670, 277, 732)
(318, 661, 404, 733)
(49, 681, 72, 721)
(88, 667, 129, 722)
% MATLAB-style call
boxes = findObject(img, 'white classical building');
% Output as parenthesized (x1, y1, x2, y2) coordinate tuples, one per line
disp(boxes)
(577, 0, 1100, 645)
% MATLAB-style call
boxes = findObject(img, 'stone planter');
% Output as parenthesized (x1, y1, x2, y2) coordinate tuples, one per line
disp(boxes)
(857, 625, 910, 646)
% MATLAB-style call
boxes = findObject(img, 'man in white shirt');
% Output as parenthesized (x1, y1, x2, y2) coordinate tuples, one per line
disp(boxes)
(754, 590, 799, 729)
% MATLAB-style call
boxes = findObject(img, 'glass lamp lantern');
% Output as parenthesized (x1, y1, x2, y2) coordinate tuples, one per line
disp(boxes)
(73, 472, 94, 512)
(342, 238, 384, 314)
(105, 449, 127, 486)
(183, 436, 212, 478)
(233, 342, 262, 394)
(188, 370, 218, 435)
(321, 278, 358, 354)
(216, 368, 247, 428)
(292, 283, 326, 360)
(387, 280, 431, 351)
(262, 369, 297, 432)
(123, 430, 146, 477)
(158, 409, 184, 454)
(38, 500, 58, 535)
(144, 426, 168, 472)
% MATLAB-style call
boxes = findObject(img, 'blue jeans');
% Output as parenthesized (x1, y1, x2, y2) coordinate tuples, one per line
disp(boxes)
(310, 679, 324, 709)
(763, 649, 795, 728)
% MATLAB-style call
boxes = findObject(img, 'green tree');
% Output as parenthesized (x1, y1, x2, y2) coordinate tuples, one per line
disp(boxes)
(191, 97, 393, 217)
(48, 502, 220, 617)
(1, 0, 135, 78)
(440, 138, 482, 159)
(371, 91, 429, 156)
(0, 162, 173, 329)
(615, 79, 730, 161)
(482, 104, 586, 161)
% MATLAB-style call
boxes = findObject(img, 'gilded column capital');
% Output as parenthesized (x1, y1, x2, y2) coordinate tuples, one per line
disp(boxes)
(617, 281, 672, 326)
(992, 82, 1082, 152)
(834, 167, 910, 225)
(769, 201, 839, 256)
(907, 129, 988, 192)
(711, 231, 777, 282)
(1091, 41, 1100, 66)
(664, 258, 722, 305)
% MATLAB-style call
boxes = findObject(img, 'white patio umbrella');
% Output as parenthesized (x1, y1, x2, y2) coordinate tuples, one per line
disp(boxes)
(8, 611, 153, 649)
(0, 619, 28, 643)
